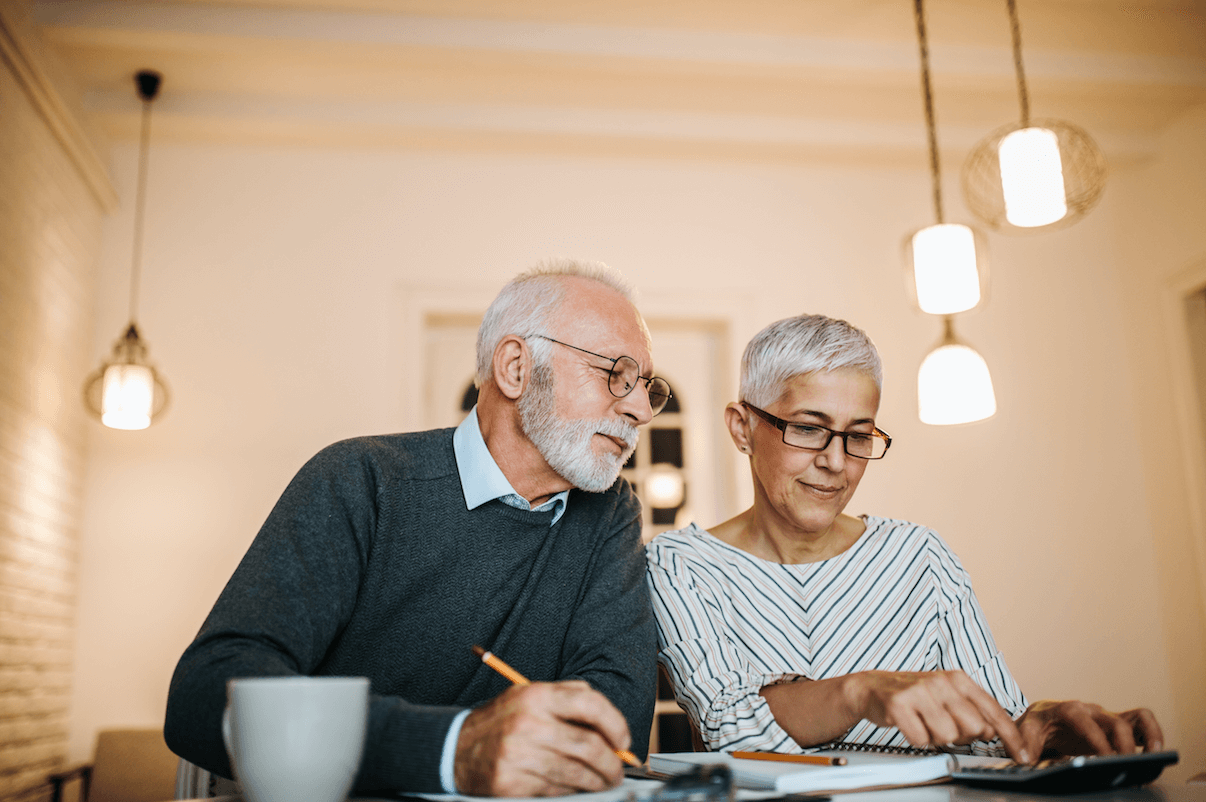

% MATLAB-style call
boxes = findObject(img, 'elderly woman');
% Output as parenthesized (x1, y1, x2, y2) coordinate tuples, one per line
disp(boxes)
(646, 314, 1162, 763)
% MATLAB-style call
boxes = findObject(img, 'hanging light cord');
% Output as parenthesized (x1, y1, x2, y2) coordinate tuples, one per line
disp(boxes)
(129, 90, 154, 326)
(913, 0, 944, 225)
(1006, 0, 1031, 126)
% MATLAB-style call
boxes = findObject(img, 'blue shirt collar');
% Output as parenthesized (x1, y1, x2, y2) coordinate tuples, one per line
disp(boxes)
(453, 406, 568, 525)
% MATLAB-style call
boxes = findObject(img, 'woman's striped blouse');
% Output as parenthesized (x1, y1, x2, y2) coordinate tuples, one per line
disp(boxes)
(645, 516, 1027, 754)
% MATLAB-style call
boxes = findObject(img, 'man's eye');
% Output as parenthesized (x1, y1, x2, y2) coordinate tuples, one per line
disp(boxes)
(608, 371, 633, 391)
(846, 433, 872, 444)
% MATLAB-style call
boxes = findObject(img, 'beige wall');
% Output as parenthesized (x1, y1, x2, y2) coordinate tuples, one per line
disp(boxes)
(0, 6, 110, 800)
(1110, 105, 1206, 771)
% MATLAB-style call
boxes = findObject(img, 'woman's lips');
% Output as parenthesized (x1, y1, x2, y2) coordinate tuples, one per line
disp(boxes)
(802, 481, 842, 498)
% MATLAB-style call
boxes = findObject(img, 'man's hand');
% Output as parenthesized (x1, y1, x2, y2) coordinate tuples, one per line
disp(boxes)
(453, 680, 632, 797)
(1015, 701, 1164, 759)
(849, 670, 1032, 763)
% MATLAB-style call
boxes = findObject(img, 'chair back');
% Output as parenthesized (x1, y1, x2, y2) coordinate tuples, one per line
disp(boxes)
(88, 729, 179, 802)
(174, 760, 241, 799)
(173, 760, 210, 800)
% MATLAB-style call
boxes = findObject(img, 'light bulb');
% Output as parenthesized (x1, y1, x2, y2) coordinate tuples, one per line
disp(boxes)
(645, 465, 685, 508)
(101, 363, 154, 430)
(918, 343, 996, 425)
(999, 127, 1067, 228)
(910, 224, 982, 315)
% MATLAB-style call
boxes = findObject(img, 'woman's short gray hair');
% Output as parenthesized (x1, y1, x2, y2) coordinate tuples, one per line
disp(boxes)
(475, 258, 634, 386)
(740, 314, 883, 407)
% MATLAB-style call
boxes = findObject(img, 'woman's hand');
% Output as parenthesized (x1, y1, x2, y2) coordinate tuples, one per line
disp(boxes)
(1015, 700, 1164, 758)
(846, 671, 1032, 763)
(760, 670, 1031, 763)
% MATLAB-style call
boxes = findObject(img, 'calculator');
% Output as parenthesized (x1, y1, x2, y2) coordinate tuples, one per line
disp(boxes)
(952, 750, 1179, 793)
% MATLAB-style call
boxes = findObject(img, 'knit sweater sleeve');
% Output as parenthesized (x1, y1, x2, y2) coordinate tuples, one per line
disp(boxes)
(557, 481, 658, 760)
(164, 438, 461, 793)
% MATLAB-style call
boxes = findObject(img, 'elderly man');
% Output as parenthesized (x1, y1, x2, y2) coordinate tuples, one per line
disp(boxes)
(165, 260, 668, 797)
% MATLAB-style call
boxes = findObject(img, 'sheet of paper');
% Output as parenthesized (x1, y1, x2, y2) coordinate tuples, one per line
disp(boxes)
(355, 776, 795, 802)
(363, 776, 663, 802)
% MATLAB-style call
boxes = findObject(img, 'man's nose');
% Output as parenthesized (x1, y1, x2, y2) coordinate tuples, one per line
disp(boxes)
(615, 382, 654, 427)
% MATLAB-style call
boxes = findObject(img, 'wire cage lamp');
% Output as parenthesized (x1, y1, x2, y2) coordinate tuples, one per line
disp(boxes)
(961, 0, 1107, 233)
(83, 70, 169, 430)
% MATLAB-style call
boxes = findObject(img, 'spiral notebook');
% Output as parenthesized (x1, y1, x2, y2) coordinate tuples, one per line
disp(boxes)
(646, 749, 954, 794)
(649, 742, 1179, 795)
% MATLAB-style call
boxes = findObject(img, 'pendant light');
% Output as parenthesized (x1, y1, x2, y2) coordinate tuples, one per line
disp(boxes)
(907, 0, 997, 426)
(918, 317, 997, 426)
(961, 0, 1107, 233)
(904, 0, 987, 317)
(83, 70, 169, 430)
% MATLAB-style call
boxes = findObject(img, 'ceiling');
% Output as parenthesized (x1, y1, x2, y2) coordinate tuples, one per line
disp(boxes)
(29, 0, 1206, 167)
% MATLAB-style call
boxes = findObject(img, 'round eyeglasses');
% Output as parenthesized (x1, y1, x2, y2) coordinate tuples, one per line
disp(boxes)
(742, 402, 892, 459)
(527, 335, 673, 416)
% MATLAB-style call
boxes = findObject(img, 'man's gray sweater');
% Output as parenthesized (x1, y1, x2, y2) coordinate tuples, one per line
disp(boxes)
(164, 428, 657, 793)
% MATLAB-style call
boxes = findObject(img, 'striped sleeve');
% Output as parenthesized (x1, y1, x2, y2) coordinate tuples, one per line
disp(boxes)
(928, 533, 1029, 755)
(646, 536, 804, 752)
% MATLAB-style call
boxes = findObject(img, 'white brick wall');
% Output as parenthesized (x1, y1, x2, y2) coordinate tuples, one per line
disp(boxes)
(0, 16, 107, 802)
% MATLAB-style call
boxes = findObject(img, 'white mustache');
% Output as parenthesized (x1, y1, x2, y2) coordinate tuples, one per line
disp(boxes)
(591, 418, 640, 452)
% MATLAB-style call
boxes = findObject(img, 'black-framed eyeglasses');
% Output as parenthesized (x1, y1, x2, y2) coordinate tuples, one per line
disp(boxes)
(527, 335, 673, 416)
(742, 402, 892, 460)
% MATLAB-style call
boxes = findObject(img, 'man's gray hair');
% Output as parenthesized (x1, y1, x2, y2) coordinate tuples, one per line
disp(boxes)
(475, 258, 635, 386)
(740, 314, 883, 407)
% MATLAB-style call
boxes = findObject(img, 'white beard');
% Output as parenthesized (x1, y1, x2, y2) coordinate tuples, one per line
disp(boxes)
(518, 362, 639, 493)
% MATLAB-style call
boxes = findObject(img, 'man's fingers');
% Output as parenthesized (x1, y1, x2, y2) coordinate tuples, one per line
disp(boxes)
(545, 682, 633, 754)
(544, 725, 623, 788)
(510, 684, 626, 789)
(454, 681, 631, 796)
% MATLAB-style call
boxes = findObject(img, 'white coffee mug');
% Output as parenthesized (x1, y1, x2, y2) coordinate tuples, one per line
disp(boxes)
(223, 676, 369, 802)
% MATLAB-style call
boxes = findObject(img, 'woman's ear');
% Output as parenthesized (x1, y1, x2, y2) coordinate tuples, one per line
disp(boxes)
(491, 335, 529, 401)
(724, 402, 754, 455)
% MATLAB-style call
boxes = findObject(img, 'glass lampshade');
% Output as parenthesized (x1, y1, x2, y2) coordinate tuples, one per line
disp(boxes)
(999, 127, 1067, 228)
(908, 224, 983, 315)
(918, 340, 997, 426)
(101, 363, 154, 430)
(83, 323, 169, 429)
(962, 118, 1106, 234)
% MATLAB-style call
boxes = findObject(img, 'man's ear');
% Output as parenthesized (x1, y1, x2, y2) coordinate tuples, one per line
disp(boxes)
(491, 335, 529, 401)
(724, 402, 754, 455)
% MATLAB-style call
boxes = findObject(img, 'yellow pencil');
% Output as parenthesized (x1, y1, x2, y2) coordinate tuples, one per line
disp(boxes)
(471, 645, 642, 767)
(732, 750, 847, 766)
